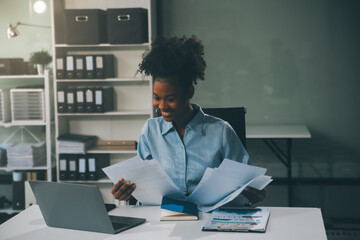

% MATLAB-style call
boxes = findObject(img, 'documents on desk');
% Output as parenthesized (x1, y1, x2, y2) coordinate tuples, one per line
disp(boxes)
(202, 207, 270, 232)
(103, 156, 272, 212)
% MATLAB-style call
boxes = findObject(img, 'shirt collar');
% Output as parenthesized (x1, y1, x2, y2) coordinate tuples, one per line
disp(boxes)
(160, 103, 205, 136)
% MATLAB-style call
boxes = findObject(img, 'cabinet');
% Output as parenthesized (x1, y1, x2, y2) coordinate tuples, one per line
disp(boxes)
(0, 71, 54, 213)
(51, 0, 156, 203)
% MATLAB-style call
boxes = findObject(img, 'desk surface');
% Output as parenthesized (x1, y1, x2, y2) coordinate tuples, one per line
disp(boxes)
(246, 125, 311, 139)
(0, 205, 327, 240)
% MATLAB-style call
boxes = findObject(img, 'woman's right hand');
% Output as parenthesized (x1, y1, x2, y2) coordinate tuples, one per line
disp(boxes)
(111, 178, 136, 201)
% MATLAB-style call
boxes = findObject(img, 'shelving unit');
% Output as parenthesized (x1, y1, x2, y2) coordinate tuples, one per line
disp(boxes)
(0, 72, 53, 176)
(0, 72, 54, 213)
(50, 0, 156, 203)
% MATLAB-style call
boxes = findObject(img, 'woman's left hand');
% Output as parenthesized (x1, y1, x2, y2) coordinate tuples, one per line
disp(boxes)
(242, 186, 267, 204)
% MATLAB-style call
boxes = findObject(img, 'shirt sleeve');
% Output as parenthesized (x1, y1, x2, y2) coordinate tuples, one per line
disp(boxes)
(137, 120, 153, 160)
(222, 121, 250, 164)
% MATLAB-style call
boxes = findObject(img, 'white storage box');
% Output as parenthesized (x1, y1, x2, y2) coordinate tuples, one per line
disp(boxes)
(10, 88, 45, 122)
(0, 89, 11, 123)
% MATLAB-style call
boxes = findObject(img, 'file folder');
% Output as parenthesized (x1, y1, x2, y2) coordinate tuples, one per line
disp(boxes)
(78, 155, 88, 180)
(95, 55, 115, 79)
(94, 87, 114, 112)
(75, 55, 85, 79)
(85, 88, 95, 112)
(57, 89, 67, 113)
(75, 88, 86, 112)
(87, 154, 110, 180)
(66, 56, 75, 79)
(85, 55, 95, 79)
(66, 88, 76, 113)
(56, 57, 65, 79)
(68, 155, 79, 180)
(59, 154, 69, 180)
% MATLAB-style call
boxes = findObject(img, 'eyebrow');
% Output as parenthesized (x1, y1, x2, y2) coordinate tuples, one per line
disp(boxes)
(153, 93, 177, 98)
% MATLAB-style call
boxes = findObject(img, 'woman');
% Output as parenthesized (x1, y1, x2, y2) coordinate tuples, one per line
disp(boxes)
(111, 35, 265, 205)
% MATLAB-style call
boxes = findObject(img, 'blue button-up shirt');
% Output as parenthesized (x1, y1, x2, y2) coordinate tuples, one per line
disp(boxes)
(138, 104, 250, 195)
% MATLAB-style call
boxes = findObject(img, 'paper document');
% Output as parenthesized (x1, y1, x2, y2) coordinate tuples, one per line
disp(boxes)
(202, 207, 271, 232)
(103, 156, 184, 205)
(103, 157, 272, 211)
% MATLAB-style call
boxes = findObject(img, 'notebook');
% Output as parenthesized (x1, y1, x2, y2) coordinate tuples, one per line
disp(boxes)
(29, 181, 146, 234)
(160, 196, 198, 221)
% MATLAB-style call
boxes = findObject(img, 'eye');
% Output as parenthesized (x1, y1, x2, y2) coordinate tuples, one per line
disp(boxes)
(167, 97, 176, 102)
(153, 95, 160, 101)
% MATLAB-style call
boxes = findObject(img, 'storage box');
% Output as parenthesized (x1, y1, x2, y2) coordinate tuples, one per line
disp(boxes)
(65, 9, 107, 44)
(106, 8, 148, 44)
(10, 89, 45, 122)
(0, 58, 25, 75)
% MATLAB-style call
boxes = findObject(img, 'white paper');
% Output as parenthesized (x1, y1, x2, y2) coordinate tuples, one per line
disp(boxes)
(103, 156, 184, 205)
(198, 175, 273, 212)
(186, 159, 267, 206)
(103, 156, 272, 211)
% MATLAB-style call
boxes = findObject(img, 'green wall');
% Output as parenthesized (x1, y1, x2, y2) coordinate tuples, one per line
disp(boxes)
(0, 0, 51, 145)
(0, 0, 51, 60)
(159, 0, 360, 177)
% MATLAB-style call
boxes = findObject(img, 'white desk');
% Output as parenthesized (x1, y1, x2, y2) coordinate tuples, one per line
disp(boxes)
(0, 205, 327, 240)
(246, 125, 311, 206)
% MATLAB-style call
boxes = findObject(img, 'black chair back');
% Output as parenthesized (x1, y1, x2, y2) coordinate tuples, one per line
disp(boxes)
(203, 107, 247, 149)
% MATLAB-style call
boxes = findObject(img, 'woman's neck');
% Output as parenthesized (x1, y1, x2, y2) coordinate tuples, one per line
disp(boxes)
(173, 104, 195, 139)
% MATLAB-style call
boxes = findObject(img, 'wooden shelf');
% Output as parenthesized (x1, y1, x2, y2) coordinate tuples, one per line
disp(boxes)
(86, 150, 137, 154)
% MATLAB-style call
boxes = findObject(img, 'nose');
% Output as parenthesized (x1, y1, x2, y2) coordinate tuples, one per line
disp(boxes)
(158, 99, 167, 110)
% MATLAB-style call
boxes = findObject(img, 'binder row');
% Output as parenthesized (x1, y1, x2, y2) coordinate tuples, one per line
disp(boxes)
(56, 55, 115, 79)
(57, 86, 114, 113)
(59, 154, 110, 181)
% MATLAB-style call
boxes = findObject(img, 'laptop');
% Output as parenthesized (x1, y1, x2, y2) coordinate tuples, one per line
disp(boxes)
(29, 181, 146, 234)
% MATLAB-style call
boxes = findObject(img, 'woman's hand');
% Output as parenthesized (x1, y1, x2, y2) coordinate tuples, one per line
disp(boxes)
(242, 186, 267, 205)
(111, 178, 136, 201)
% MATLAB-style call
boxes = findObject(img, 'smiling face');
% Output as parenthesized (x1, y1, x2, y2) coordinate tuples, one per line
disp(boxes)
(153, 77, 193, 123)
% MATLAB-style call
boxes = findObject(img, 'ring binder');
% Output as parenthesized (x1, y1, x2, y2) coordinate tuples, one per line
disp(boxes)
(75, 88, 86, 112)
(75, 55, 85, 79)
(66, 56, 75, 79)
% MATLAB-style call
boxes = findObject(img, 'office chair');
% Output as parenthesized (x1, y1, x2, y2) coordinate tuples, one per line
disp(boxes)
(202, 107, 247, 149)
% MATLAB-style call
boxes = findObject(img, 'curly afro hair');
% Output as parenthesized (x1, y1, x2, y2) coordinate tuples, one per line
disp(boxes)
(138, 35, 206, 89)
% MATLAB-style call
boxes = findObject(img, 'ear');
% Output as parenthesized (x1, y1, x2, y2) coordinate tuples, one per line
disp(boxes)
(187, 85, 194, 100)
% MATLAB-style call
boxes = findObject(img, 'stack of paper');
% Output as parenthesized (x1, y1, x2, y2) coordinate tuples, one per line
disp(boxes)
(57, 134, 98, 154)
(7, 142, 46, 167)
(103, 156, 273, 212)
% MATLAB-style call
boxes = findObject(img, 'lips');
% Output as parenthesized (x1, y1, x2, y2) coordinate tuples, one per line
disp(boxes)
(161, 111, 172, 117)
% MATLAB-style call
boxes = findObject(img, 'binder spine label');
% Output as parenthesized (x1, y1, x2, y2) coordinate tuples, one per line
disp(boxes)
(86, 56, 94, 70)
(57, 58, 64, 70)
(67, 93, 74, 104)
(76, 91, 84, 103)
(95, 90, 103, 104)
(96, 56, 103, 68)
(58, 91, 65, 103)
(66, 56, 74, 71)
(76, 58, 84, 70)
